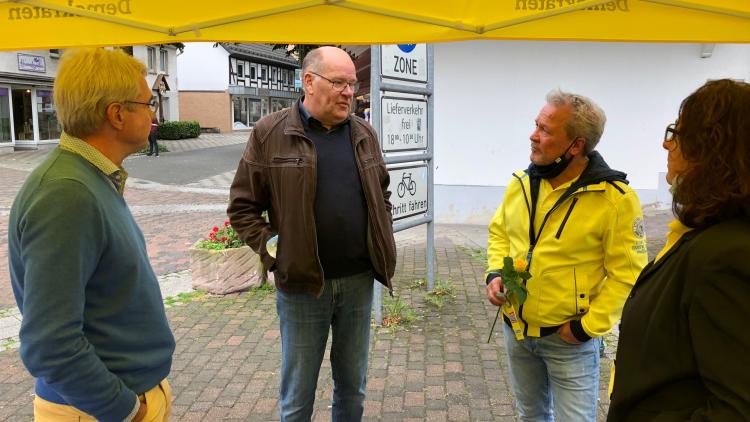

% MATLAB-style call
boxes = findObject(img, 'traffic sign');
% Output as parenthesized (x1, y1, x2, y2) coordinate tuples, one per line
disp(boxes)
(388, 164, 428, 221)
(381, 44, 427, 83)
(381, 96, 427, 152)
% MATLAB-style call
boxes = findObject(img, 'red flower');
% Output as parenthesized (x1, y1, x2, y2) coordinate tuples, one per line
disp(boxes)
(224, 221, 230, 226)
(212, 226, 219, 232)
(221, 236, 227, 241)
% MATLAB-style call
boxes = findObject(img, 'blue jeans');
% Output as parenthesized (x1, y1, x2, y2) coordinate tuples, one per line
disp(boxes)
(502, 323, 601, 422)
(276, 271, 374, 422)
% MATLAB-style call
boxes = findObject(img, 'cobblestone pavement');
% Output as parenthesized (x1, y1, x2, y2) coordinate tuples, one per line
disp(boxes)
(0, 137, 673, 421)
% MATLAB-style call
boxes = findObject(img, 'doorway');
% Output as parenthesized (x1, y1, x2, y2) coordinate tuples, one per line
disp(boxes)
(12, 88, 34, 141)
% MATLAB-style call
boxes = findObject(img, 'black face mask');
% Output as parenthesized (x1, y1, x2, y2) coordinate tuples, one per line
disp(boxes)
(528, 139, 577, 179)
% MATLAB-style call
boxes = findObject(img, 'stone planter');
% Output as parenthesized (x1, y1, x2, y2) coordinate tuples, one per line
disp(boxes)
(189, 245, 265, 294)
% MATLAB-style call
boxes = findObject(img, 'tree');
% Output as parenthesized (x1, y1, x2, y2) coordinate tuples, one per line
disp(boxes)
(270, 44, 355, 65)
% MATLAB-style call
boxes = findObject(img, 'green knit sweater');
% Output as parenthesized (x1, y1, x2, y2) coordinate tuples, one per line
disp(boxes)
(9, 148, 174, 422)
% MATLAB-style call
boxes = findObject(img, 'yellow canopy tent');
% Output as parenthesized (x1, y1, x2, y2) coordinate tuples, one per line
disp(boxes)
(0, 0, 749, 51)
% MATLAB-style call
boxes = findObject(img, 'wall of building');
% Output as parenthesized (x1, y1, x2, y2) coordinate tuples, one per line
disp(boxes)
(179, 91, 231, 133)
(432, 41, 750, 224)
(0, 50, 60, 76)
(133, 45, 179, 121)
(177, 42, 229, 91)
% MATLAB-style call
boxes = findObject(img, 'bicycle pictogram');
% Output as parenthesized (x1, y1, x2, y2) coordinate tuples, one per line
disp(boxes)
(397, 172, 417, 198)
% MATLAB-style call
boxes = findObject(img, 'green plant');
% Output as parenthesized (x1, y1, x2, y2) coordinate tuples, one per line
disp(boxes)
(409, 278, 427, 289)
(157, 120, 201, 140)
(487, 257, 532, 342)
(0, 338, 19, 351)
(163, 290, 206, 307)
(381, 296, 419, 327)
(193, 221, 245, 250)
(457, 245, 488, 266)
(424, 278, 456, 308)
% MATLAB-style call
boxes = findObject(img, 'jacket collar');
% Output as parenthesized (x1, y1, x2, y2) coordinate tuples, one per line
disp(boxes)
(636, 226, 702, 283)
(284, 98, 370, 146)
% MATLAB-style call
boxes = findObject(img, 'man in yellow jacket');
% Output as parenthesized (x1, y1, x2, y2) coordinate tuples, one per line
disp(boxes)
(486, 89, 648, 421)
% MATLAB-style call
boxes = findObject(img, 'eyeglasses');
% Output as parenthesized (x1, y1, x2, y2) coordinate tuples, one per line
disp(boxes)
(664, 123, 679, 143)
(309, 71, 359, 93)
(125, 97, 157, 112)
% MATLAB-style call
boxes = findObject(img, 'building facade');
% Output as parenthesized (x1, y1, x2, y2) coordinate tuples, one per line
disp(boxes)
(177, 43, 302, 132)
(0, 49, 61, 152)
(0, 45, 179, 152)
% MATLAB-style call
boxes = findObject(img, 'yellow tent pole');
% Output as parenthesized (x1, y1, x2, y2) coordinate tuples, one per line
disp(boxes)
(484, 0, 617, 33)
(4, 0, 171, 34)
(641, 0, 750, 20)
(332, 1, 481, 33)
(170, 0, 327, 36)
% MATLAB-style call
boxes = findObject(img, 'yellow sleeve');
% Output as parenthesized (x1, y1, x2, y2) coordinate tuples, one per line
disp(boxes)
(486, 189, 512, 280)
(581, 188, 648, 337)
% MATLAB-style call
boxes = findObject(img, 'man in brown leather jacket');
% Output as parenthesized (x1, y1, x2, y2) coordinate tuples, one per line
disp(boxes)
(228, 46, 396, 422)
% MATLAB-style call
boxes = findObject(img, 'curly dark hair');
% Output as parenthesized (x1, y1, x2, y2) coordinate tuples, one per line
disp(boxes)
(672, 79, 750, 228)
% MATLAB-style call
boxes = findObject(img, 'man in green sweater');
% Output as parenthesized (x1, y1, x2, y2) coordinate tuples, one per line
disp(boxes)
(8, 48, 175, 422)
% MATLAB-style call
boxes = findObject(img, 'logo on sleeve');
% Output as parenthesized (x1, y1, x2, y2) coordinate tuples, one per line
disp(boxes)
(632, 217, 645, 239)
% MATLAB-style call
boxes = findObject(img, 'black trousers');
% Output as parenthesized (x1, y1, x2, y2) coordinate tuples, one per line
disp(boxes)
(147, 132, 159, 156)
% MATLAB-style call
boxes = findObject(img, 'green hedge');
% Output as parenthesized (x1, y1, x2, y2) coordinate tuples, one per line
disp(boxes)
(157, 120, 201, 140)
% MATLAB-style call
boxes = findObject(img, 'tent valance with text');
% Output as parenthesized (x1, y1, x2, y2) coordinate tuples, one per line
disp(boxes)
(1, 0, 749, 51)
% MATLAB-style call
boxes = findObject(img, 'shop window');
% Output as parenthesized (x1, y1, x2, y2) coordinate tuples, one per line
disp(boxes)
(36, 89, 61, 140)
(147, 47, 156, 72)
(159, 49, 168, 73)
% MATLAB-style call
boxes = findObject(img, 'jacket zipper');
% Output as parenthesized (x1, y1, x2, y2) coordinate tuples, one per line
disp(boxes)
(555, 197, 579, 239)
(281, 135, 325, 295)
(271, 157, 303, 165)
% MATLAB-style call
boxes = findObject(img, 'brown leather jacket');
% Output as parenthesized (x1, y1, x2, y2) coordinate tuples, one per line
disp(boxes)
(228, 102, 396, 297)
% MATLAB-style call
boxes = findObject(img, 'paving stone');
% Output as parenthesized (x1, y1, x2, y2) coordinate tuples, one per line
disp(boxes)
(0, 145, 674, 421)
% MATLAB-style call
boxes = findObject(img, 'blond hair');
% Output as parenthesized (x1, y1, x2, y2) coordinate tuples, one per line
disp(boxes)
(54, 48, 147, 138)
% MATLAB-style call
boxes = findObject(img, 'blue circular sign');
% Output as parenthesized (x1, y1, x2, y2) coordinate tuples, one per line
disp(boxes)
(397, 44, 416, 53)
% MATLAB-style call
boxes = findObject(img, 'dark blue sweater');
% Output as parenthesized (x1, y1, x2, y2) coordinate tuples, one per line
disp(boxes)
(8, 149, 174, 422)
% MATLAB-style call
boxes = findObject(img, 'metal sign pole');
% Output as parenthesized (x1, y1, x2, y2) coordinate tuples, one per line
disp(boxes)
(371, 44, 384, 326)
(371, 43, 435, 325)
(426, 44, 435, 291)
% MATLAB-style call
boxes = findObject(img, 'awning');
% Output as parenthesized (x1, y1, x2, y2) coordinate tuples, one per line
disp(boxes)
(0, 0, 749, 51)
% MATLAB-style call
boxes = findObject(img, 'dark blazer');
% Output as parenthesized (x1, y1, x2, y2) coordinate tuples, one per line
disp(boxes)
(607, 218, 750, 421)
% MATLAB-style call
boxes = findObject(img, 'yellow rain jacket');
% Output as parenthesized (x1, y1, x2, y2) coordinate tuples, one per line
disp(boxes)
(487, 152, 648, 340)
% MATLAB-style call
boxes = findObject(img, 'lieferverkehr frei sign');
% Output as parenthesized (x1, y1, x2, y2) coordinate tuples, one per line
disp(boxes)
(381, 44, 427, 83)
(381, 96, 427, 152)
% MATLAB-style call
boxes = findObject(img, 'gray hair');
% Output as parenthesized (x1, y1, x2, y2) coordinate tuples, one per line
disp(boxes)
(546, 89, 606, 154)
(301, 48, 323, 75)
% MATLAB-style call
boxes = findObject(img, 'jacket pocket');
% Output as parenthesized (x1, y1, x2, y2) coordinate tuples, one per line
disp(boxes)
(535, 267, 588, 325)
(359, 153, 378, 170)
(271, 155, 306, 167)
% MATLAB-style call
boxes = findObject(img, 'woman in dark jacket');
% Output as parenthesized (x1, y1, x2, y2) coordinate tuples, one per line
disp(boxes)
(607, 79, 750, 421)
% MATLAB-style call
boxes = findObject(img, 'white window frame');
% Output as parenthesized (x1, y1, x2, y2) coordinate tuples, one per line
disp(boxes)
(159, 48, 168, 74)
(147, 47, 156, 72)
